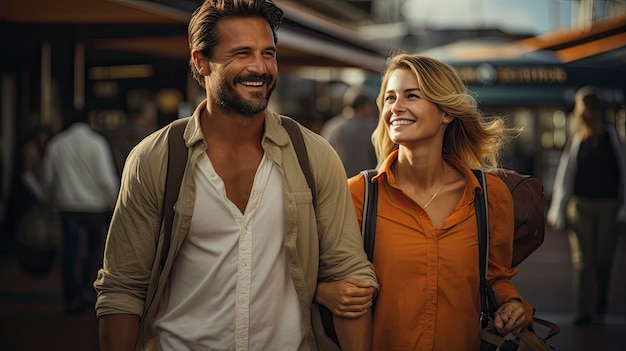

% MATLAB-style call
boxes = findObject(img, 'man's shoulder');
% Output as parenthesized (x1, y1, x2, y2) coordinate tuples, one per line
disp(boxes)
(298, 121, 331, 151)
(133, 124, 171, 153)
(46, 127, 78, 149)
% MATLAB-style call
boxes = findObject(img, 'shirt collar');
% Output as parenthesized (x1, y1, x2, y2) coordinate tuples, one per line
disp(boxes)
(184, 99, 288, 148)
(373, 149, 482, 202)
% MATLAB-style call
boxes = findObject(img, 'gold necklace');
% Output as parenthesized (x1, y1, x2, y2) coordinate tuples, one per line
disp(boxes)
(423, 162, 448, 209)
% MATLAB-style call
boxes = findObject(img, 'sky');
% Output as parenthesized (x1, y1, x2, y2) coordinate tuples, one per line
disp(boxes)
(402, 0, 575, 35)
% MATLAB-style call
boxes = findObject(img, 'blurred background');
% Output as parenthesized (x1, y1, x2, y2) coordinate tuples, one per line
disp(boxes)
(1, 0, 625, 201)
(0, 0, 625, 350)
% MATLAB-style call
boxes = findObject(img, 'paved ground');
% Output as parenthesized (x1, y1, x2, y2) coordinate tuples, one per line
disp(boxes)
(0, 227, 624, 350)
(512, 228, 626, 351)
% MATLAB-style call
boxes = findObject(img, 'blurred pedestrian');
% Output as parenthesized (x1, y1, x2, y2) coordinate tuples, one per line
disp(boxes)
(1, 123, 51, 251)
(547, 86, 626, 325)
(94, 1, 377, 350)
(42, 109, 119, 314)
(321, 89, 378, 177)
(107, 98, 158, 175)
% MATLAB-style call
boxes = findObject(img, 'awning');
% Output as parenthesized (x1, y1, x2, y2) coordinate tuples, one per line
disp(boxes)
(418, 16, 626, 69)
(519, 16, 626, 67)
(0, 0, 188, 24)
(1, 0, 388, 71)
(418, 39, 562, 64)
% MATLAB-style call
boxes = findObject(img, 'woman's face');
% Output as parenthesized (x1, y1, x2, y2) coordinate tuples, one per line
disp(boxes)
(381, 69, 447, 146)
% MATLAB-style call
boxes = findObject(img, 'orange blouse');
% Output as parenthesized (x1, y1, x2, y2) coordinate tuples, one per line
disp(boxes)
(348, 151, 533, 350)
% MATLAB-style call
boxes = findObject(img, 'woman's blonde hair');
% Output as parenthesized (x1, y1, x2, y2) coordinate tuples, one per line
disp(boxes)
(371, 53, 519, 169)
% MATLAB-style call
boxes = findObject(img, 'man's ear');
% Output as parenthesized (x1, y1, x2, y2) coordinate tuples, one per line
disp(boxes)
(192, 51, 210, 76)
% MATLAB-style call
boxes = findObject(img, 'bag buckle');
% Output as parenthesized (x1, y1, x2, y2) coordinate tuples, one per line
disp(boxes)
(480, 312, 489, 329)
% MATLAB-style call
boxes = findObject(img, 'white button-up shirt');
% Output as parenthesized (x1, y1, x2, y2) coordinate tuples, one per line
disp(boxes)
(154, 154, 307, 350)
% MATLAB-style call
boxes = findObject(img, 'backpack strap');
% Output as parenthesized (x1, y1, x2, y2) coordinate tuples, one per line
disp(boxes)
(472, 169, 498, 328)
(360, 169, 378, 262)
(160, 118, 189, 270)
(281, 116, 316, 208)
(160, 116, 316, 272)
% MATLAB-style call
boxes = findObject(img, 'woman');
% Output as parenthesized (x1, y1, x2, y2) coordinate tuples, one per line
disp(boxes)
(316, 53, 533, 350)
(547, 86, 626, 324)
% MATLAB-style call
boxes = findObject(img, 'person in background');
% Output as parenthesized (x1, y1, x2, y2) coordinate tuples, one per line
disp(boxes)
(321, 89, 378, 177)
(1, 124, 51, 251)
(107, 98, 158, 175)
(0, 136, 3, 233)
(42, 109, 119, 314)
(316, 53, 533, 350)
(94, 1, 377, 350)
(547, 86, 626, 325)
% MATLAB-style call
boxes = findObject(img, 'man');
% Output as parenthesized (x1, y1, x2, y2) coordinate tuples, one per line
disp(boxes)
(94, 1, 377, 350)
(42, 109, 119, 314)
(321, 90, 378, 177)
(107, 97, 158, 176)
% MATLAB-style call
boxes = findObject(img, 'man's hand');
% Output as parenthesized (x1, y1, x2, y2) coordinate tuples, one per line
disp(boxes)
(315, 278, 375, 318)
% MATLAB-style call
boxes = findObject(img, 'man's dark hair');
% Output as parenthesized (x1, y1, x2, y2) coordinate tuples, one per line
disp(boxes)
(67, 109, 88, 126)
(188, 0, 284, 88)
(352, 94, 373, 110)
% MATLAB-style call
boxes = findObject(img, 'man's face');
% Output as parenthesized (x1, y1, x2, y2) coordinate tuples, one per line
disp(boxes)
(207, 17, 278, 117)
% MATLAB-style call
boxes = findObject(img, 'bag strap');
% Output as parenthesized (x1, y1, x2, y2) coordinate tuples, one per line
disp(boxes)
(472, 168, 498, 328)
(281, 116, 316, 208)
(360, 169, 378, 262)
(530, 317, 560, 341)
(160, 116, 316, 271)
(160, 118, 189, 270)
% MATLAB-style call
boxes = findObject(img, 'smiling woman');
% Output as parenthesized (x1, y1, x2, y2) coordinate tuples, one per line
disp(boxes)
(315, 52, 533, 350)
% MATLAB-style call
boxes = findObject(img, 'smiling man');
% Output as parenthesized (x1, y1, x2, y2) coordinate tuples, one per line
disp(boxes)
(93, 1, 377, 351)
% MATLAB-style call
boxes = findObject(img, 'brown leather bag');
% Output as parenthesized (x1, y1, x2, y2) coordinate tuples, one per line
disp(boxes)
(486, 169, 546, 267)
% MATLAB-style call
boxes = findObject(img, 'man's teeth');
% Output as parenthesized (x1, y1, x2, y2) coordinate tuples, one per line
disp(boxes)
(242, 81, 263, 86)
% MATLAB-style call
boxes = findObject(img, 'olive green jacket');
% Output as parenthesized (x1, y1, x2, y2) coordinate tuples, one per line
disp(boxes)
(94, 100, 378, 350)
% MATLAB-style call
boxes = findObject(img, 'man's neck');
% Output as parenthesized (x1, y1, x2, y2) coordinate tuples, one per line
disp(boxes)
(201, 108, 265, 146)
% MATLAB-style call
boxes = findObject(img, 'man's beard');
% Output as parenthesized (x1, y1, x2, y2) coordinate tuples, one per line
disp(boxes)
(211, 72, 275, 117)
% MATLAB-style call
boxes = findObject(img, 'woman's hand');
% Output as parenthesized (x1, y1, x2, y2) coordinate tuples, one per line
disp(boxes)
(494, 299, 528, 335)
(315, 278, 375, 318)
